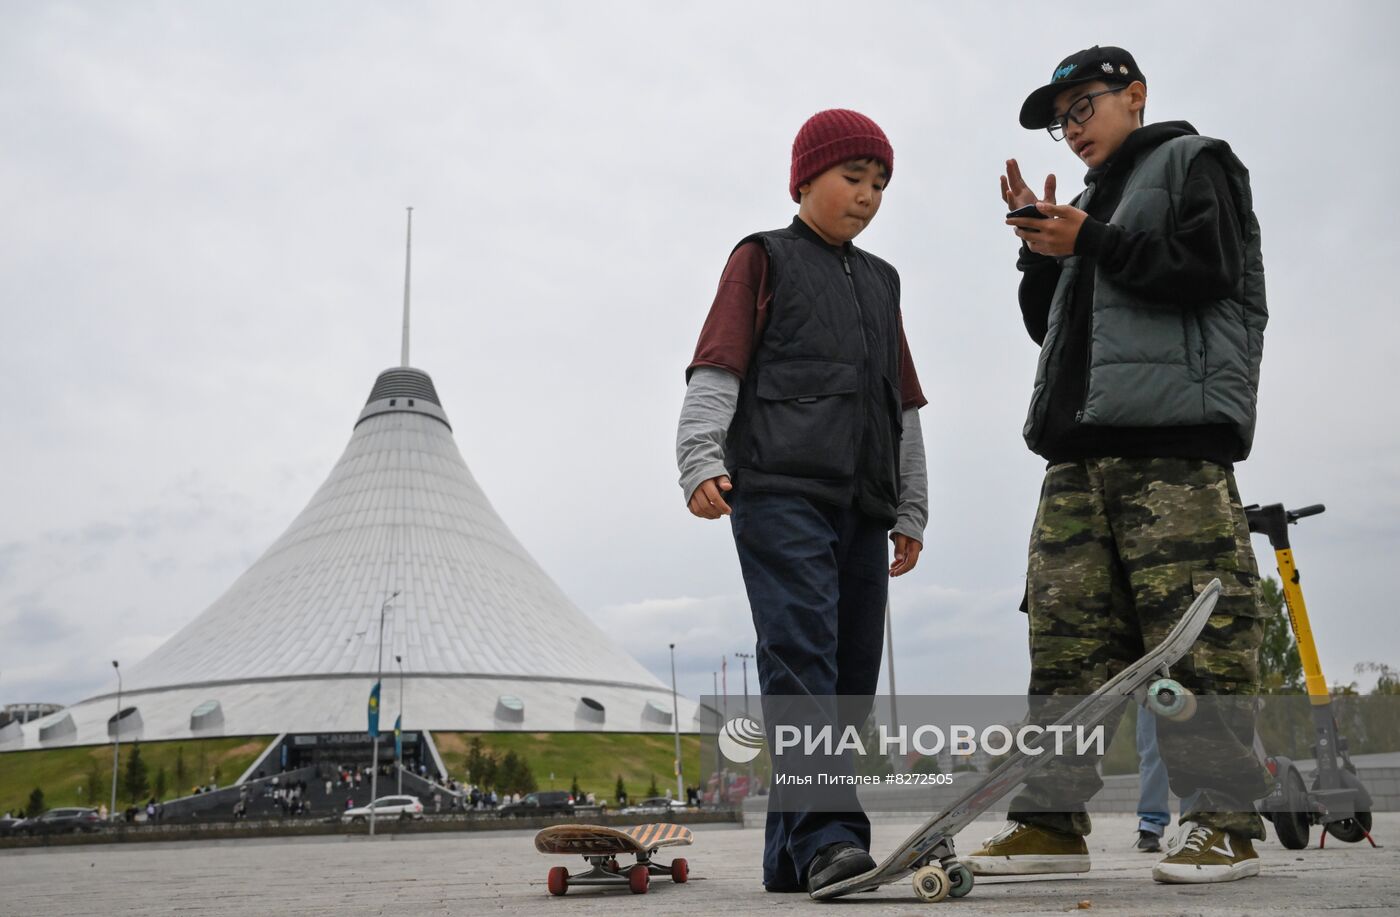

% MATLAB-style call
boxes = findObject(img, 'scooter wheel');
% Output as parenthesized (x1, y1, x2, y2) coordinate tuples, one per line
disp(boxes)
(912, 864, 950, 903)
(1273, 769, 1311, 850)
(1325, 811, 1373, 843)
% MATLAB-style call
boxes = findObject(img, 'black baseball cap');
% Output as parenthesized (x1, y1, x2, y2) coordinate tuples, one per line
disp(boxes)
(1019, 46, 1146, 130)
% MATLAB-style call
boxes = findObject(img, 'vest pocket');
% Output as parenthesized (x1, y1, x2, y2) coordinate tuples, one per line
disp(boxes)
(751, 359, 859, 478)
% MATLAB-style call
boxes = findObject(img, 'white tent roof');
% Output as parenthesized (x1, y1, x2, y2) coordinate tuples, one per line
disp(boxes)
(7, 368, 695, 750)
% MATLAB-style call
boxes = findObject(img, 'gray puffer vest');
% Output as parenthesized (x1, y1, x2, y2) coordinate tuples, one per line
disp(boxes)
(1024, 135, 1267, 459)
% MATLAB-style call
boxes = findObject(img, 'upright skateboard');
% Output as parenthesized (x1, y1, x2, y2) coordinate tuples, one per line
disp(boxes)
(534, 822, 692, 895)
(812, 579, 1221, 902)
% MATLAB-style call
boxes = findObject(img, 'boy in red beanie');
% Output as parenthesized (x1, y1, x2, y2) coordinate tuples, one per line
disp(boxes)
(676, 109, 929, 895)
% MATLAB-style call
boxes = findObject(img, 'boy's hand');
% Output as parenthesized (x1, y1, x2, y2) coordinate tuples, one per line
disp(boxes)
(1000, 158, 1056, 211)
(889, 533, 922, 577)
(1007, 202, 1086, 257)
(688, 475, 732, 519)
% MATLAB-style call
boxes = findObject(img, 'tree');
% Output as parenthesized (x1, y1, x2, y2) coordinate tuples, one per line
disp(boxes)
(1258, 576, 1304, 693)
(615, 775, 627, 805)
(647, 773, 660, 797)
(570, 774, 582, 800)
(154, 766, 168, 801)
(84, 758, 105, 806)
(26, 787, 45, 818)
(495, 751, 537, 796)
(174, 746, 187, 787)
(123, 743, 150, 803)
(466, 737, 494, 786)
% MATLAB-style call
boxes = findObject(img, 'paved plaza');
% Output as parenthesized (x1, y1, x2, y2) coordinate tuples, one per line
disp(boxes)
(2, 813, 1397, 916)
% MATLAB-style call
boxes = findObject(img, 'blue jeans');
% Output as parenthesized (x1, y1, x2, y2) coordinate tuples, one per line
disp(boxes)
(1136, 709, 1171, 835)
(1138, 708, 1206, 835)
(730, 489, 888, 888)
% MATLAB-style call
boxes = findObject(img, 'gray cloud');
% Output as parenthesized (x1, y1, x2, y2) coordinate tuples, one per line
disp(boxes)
(2, 2, 1397, 711)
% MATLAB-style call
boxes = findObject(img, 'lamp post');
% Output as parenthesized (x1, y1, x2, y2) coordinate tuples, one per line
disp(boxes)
(369, 590, 399, 837)
(735, 652, 753, 794)
(396, 653, 404, 795)
(669, 643, 683, 805)
(109, 660, 121, 820)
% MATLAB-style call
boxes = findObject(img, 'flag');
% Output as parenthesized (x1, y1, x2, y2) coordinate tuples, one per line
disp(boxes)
(394, 714, 403, 760)
(368, 681, 381, 738)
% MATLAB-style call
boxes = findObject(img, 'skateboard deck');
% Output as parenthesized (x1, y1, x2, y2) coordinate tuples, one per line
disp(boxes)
(535, 823, 693, 895)
(812, 578, 1221, 902)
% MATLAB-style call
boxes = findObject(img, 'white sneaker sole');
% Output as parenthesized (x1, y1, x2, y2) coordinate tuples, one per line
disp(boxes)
(960, 854, 1091, 876)
(1153, 858, 1260, 884)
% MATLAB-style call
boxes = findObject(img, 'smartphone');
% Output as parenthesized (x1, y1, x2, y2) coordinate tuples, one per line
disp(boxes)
(1006, 204, 1049, 220)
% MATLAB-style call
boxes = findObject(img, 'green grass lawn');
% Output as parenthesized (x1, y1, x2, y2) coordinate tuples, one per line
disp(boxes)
(434, 732, 706, 803)
(0, 736, 272, 814)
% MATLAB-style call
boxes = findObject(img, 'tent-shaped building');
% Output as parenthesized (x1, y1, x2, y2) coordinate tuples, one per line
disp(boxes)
(6, 363, 694, 757)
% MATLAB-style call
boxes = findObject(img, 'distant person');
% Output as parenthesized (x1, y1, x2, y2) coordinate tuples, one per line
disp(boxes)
(676, 109, 928, 896)
(964, 45, 1271, 886)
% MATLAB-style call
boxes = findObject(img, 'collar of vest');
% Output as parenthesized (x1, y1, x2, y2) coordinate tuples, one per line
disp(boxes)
(786, 215, 856, 256)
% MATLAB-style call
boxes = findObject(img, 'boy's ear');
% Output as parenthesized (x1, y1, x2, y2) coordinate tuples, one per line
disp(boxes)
(797, 181, 811, 200)
(1126, 80, 1147, 115)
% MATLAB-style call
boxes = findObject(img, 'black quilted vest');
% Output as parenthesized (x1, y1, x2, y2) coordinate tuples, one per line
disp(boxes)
(725, 218, 904, 526)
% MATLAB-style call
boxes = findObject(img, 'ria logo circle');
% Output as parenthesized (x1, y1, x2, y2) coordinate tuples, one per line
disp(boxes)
(718, 717, 765, 764)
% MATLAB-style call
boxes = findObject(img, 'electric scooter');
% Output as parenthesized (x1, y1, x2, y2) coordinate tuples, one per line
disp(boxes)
(1247, 502, 1377, 849)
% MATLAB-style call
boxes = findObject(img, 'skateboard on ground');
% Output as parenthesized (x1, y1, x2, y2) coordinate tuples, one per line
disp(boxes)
(812, 579, 1221, 903)
(534, 822, 693, 895)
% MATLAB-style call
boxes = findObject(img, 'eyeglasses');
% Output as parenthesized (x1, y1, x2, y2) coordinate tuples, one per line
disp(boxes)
(1047, 86, 1127, 141)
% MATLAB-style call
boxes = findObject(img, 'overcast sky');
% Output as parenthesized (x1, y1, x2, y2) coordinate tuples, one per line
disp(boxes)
(3, 2, 1398, 712)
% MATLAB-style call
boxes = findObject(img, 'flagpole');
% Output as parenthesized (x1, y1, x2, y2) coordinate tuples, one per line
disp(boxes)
(396, 654, 404, 796)
(370, 591, 399, 837)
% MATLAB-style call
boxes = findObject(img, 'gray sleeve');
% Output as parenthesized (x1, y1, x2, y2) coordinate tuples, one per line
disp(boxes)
(892, 407, 928, 543)
(676, 366, 740, 501)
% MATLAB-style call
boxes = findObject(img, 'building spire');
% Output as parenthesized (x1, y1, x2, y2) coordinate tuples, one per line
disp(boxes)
(401, 206, 413, 368)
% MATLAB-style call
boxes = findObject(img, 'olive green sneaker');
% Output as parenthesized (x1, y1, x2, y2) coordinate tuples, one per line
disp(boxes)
(960, 821, 1091, 876)
(1152, 821, 1260, 884)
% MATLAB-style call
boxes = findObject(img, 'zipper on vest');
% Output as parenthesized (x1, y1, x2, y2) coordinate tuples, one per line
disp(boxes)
(841, 255, 869, 361)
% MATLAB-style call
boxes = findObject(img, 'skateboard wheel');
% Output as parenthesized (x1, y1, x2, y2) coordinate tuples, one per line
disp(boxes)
(670, 857, 688, 883)
(912, 864, 950, 903)
(628, 863, 650, 894)
(547, 866, 569, 896)
(946, 862, 973, 898)
(1145, 678, 1195, 721)
(607, 858, 621, 873)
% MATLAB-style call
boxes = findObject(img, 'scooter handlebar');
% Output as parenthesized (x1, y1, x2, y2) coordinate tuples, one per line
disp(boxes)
(1287, 504, 1326, 523)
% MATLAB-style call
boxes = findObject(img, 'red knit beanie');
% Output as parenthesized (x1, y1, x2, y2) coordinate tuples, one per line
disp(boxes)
(789, 109, 894, 203)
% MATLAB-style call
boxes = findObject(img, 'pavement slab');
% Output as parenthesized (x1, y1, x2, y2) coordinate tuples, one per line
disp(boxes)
(1, 813, 1397, 916)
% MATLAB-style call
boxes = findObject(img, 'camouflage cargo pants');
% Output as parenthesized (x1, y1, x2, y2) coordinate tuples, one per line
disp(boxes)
(1006, 457, 1271, 840)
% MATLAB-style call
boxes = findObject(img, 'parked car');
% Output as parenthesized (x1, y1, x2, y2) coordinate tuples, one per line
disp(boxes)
(620, 796, 686, 817)
(340, 795, 424, 823)
(17, 807, 104, 835)
(496, 790, 575, 818)
(0, 813, 26, 836)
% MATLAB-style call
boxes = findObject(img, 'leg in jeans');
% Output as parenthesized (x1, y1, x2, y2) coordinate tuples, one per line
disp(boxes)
(731, 489, 887, 887)
(1136, 710, 1171, 837)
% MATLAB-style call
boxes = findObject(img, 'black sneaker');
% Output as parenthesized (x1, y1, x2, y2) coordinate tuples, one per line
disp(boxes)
(805, 842, 876, 895)
(1136, 829, 1162, 853)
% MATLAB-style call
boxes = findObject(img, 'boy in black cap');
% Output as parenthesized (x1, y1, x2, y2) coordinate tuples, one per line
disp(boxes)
(964, 47, 1272, 884)
(676, 109, 929, 895)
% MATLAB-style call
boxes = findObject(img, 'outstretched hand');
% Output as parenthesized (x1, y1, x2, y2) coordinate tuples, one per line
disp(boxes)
(687, 475, 732, 519)
(890, 533, 922, 577)
(1001, 158, 1056, 211)
(1007, 202, 1087, 257)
